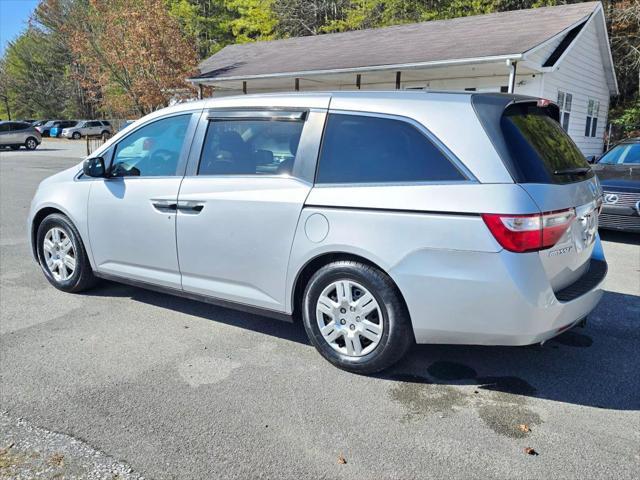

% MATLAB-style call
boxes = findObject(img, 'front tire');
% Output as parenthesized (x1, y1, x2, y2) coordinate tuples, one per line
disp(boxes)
(72, 132, 81, 140)
(36, 213, 97, 293)
(302, 261, 413, 374)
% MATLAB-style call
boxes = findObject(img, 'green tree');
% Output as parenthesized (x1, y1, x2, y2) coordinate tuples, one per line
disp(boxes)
(224, 0, 278, 42)
(167, 0, 238, 57)
(1, 27, 76, 119)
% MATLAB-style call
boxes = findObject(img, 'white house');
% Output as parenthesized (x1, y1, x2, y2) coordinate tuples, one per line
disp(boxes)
(189, 1, 618, 157)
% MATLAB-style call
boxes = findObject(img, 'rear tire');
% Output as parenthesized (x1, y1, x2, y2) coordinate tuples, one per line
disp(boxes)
(302, 261, 413, 374)
(25, 137, 38, 150)
(36, 213, 97, 293)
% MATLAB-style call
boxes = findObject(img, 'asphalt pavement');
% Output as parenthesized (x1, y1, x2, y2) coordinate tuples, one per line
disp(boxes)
(1, 139, 639, 479)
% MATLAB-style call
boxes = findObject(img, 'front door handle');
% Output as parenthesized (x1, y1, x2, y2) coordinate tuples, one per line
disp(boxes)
(151, 199, 177, 213)
(177, 201, 205, 214)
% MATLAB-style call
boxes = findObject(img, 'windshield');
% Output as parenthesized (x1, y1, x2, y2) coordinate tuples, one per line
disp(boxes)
(598, 143, 640, 165)
(501, 103, 593, 184)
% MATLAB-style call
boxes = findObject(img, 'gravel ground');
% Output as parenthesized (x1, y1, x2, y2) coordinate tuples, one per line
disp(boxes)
(0, 140, 639, 479)
(0, 411, 141, 480)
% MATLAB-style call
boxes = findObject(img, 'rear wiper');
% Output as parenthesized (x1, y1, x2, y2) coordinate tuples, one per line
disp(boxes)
(553, 167, 591, 176)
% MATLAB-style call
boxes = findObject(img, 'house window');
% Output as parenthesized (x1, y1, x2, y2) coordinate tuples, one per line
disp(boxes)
(557, 91, 572, 131)
(585, 99, 600, 137)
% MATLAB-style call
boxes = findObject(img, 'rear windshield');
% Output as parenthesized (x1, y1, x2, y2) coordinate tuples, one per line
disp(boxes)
(501, 103, 593, 184)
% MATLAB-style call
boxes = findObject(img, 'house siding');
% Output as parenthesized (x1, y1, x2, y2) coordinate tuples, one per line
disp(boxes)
(541, 18, 610, 157)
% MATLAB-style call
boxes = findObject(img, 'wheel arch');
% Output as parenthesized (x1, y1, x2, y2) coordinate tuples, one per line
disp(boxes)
(290, 251, 410, 321)
(31, 207, 67, 259)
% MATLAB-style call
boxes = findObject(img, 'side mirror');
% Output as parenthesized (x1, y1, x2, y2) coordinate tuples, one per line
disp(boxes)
(83, 156, 106, 177)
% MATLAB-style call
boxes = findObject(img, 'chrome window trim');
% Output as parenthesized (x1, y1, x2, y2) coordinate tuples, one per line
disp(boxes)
(322, 109, 478, 183)
(313, 179, 475, 188)
(207, 109, 307, 122)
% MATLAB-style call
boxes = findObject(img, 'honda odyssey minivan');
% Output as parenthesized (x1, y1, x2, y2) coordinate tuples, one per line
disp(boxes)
(28, 91, 606, 373)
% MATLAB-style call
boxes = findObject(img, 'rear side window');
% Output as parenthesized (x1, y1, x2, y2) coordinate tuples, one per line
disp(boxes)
(199, 119, 304, 176)
(316, 114, 465, 184)
(501, 103, 593, 184)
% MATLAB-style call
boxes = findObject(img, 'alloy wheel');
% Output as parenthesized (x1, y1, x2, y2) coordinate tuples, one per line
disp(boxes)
(26, 138, 36, 149)
(316, 280, 384, 357)
(42, 227, 76, 282)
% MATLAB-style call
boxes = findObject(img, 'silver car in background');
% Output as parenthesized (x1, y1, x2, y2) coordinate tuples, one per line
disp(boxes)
(62, 120, 113, 139)
(0, 121, 42, 150)
(27, 91, 606, 373)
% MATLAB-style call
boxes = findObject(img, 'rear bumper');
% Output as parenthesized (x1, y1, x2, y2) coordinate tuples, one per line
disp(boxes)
(392, 247, 607, 346)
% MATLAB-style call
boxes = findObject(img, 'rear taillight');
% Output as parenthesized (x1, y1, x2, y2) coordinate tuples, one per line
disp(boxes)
(482, 209, 575, 253)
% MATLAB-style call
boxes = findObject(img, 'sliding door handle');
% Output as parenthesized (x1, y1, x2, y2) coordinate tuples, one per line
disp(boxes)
(151, 199, 177, 213)
(177, 201, 205, 214)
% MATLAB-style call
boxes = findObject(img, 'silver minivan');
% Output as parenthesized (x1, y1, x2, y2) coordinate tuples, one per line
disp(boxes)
(28, 92, 606, 373)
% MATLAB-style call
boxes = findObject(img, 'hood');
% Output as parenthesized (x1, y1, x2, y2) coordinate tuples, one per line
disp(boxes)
(592, 164, 640, 184)
(597, 177, 640, 193)
(38, 165, 82, 190)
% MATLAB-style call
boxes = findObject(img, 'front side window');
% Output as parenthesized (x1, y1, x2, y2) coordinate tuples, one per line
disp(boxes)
(316, 114, 465, 184)
(557, 91, 572, 131)
(198, 119, 304, 176)
(584, 99, 600, 137)
(111, 114, 191, 177)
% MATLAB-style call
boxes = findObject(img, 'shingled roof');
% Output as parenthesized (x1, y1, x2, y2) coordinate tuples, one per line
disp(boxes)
(192, 2, 600, 81)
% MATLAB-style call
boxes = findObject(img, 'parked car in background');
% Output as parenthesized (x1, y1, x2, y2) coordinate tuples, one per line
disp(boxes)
(36, 120, 61, 137)
(49, 121, 78, 138)
(32, 120, 50, 128)
(593, 138, 640, 233)
(62, 120, 113, 139)
(28, 92, 606, 373)
(0, 121, 42, 150)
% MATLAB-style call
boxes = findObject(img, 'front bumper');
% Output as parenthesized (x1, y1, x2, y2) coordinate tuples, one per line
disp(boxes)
(392, 244, 607, 346)
(599, 205, 640, 233)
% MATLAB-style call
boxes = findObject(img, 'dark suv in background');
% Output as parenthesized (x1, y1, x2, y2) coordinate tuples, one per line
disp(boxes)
(593, 138, 640, 233)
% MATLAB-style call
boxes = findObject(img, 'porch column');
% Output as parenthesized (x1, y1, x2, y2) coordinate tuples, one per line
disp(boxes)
(507, 59, 518, 93)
